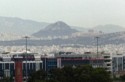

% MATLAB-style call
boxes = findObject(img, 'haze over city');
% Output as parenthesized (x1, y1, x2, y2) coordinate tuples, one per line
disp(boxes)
(0, 0, 125, 54)
(0, 0, 125, 27)
(0, 1, 125, 82)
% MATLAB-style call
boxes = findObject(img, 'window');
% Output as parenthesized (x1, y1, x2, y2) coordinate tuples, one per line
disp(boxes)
(0, 64, 2, 70)
(30, 63, 32, 69)
(5, 63, 9, 69)
(23, 63, 26, 70)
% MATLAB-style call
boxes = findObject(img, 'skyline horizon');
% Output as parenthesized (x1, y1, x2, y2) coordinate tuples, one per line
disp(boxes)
(0, 0, 125, 28)
(1, 16, 125, 29)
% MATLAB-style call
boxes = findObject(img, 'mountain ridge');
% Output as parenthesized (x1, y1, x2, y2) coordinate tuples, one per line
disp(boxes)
(32, 21, 78, 37)
(1, 31, 125, 46)
(93, 24, 125, 33)
(0, 16, 125, 37)
(0, 16, 49, 35)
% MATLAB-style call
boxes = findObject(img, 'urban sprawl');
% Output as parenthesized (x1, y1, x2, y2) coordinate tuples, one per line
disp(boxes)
(0, 44, 124, 81)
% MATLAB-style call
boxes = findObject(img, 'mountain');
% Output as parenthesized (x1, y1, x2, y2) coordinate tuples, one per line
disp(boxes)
(32, 21, 78, 37)
(1, 16, 125, 36)
(71, 24, 125, 33)
(0, 16, 49, 34)
(93, 24, 125, 33)
(1, 31, 125, 46)
(71, 26, 89, 32)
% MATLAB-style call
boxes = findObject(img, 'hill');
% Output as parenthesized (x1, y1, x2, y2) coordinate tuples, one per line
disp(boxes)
(0, 16, 48, 34)
(1, 31, 125, 46)
(93, 24, 125, 33)
(32, 21, 78, 37)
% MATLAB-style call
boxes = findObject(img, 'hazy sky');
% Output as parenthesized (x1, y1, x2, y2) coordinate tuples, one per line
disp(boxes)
(0, 0, 125, 27)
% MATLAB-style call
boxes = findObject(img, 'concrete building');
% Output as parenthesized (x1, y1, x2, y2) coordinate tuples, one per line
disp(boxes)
(0, 52, 43, 81)
(112, 54, 125, 76)
(103, 53, 112, 72)
(0, 51, 123, 80)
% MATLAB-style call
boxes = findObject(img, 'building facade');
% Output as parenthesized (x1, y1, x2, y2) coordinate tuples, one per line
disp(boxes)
(0, 52, 43, 81)
(0, 51, 119, 80)
(112, 54, 125, 75)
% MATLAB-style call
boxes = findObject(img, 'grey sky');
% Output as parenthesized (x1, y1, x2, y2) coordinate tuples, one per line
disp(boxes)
(0, 0, 125, 27)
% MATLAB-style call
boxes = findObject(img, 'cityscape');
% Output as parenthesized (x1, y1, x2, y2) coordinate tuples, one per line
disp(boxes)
(0, 0, 125, 82)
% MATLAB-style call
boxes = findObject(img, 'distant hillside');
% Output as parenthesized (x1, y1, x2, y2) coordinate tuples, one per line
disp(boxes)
(0, 16, 49, 34)
(71, 24, 125, 33)
(71, 26, 89, 32)
(0, 16, 125, 40)
(93, 24, 125, 33)
(1, 31, 125, 46)
(32, 21, 78, 37)
(0, 16, 125, 35)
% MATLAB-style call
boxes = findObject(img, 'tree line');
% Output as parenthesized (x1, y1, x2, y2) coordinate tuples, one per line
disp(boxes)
(28, 65, 112, 82)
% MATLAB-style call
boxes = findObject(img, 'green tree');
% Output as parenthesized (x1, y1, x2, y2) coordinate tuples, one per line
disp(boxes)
(0, 76, 12, 82)
(91, 68, 112, 82)
(62, 66, 76, 82)
(28, 65, 113, 82)
(74, 65, 93, 82)
(120, 74, 125, 81)
(49, 68, 66, 82)
(28, 69, 47, 82)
